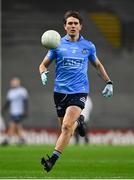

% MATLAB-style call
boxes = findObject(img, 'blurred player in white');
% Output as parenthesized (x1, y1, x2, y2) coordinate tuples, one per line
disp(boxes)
(1, 77, 29, 145)
(74, 96, 93, 144)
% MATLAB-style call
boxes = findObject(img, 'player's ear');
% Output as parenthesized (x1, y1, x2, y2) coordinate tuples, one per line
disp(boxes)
(64, 24, 67, 31)
(80, 24, 82, 30)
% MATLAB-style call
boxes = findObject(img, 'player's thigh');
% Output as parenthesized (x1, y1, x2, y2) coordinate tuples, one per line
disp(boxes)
(63, 105, 82, 127)
(9, 121, 16, 128)
(8, 122, 17, 134)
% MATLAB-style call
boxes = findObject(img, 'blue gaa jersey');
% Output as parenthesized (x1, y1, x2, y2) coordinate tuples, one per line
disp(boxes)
(47, 35, 97, 94)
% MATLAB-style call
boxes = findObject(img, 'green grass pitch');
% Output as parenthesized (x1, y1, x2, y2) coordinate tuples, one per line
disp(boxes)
(0, 144, 134, 179)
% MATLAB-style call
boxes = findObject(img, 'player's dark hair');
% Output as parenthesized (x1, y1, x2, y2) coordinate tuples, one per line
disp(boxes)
(63, 10, 83, 25)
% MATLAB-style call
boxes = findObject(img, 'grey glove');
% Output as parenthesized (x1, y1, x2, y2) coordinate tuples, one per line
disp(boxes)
(40, 71, 49, 85)
(102, 80, 113, 98)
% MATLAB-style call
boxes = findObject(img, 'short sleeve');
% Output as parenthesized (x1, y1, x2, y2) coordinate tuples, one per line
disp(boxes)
(46, 49, 56, 61)
(21, 87, 28, 99)
(23, 89, 28, 99)
(89, 43, 97, 62)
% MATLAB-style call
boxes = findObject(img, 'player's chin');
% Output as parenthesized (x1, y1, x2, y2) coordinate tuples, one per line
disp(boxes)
(70, 30, 76, 34)
(69, 32, 76, 37)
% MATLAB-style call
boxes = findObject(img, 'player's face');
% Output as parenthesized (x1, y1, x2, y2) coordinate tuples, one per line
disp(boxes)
(64, 17, 82, 37)
(10, 78, 20, 88)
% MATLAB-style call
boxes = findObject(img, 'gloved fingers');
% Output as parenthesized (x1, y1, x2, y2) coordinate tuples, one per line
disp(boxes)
(102, 88, 113, 97)
(41, 71, 48, 86)
(42, 81, 47, 85)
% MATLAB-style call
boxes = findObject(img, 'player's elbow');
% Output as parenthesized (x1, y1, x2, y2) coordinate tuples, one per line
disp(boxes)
(39, 63, 45, 73)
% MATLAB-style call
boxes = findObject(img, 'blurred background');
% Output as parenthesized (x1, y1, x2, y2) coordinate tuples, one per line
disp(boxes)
(1, 0, 134, 144)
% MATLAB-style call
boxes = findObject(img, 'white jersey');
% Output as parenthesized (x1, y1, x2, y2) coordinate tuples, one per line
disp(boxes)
(7, 87, 28, 116)
(81, 96, 93, 122)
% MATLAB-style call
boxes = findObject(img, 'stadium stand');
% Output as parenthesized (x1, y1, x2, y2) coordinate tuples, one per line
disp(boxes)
(89, 12, 121, 48)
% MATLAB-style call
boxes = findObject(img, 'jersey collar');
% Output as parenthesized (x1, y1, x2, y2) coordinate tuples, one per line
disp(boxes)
(65, 34, 84, 41)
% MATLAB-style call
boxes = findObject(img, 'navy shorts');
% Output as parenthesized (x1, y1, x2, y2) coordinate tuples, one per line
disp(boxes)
(54, 92, 88, 117)
(10, 115, 24, 123)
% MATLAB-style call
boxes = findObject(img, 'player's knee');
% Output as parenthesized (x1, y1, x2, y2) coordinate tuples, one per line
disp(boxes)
(62, 123, 72, 135)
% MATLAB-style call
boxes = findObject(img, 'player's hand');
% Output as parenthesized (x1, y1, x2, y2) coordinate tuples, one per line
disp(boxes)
(102, 80, 113, 98)
(40, 71, 49, 85)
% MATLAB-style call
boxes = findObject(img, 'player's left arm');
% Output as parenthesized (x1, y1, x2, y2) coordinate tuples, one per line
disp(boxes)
(22, 99, 28, 118)
(91, 57, 110, 82)
(91, 57, 113, 97)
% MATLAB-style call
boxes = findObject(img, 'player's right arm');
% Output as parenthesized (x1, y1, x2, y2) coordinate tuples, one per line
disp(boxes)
(1, 100, 10, 116)
(39, 55, 51, 74)
(39, 55, 52, 86)
(39, 48, 56, 85)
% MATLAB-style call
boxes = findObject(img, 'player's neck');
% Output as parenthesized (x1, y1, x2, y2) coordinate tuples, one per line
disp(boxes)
(68, 34, 80, 42)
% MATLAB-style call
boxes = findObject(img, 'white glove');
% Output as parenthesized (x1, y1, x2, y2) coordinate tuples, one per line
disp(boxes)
(102, 80, 113, 98)
(40, 71, 49, 85)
